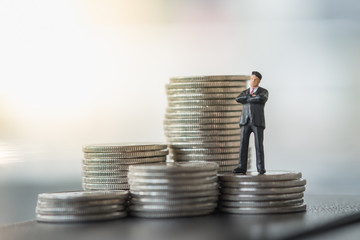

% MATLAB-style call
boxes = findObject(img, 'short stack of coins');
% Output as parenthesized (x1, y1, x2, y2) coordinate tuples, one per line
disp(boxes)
(128, 161, 219, 218)
(36, 190, 128, 223)
(218, 171, 307, 214)
(164, 75, 250, 173)
(82, 144, 168, 190)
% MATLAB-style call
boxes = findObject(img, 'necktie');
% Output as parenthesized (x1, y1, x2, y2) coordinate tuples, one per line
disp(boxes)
(250, 88, 254, 94)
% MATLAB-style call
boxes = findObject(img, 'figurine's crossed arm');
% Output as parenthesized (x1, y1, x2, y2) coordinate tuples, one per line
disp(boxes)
(235, 90, 268, 104)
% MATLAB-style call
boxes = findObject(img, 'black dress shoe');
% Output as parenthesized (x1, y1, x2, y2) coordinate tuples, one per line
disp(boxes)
(258, 169, 266, 174)
(232, 167, 247, 174)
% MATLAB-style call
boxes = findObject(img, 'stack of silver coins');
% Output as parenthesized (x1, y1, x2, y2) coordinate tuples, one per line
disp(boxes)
(218, 171, 307, 214)
(82, 144, 168, 190)
(128, 161, 219, 218)
(164, 75, 249, 173)
(36, 190, 128, 223)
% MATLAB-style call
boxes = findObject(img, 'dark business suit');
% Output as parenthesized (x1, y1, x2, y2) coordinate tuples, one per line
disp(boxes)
(235, 87, 268, 173)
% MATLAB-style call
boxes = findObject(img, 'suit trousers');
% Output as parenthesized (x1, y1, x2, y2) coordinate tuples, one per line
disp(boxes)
(238, 123, 265, 172)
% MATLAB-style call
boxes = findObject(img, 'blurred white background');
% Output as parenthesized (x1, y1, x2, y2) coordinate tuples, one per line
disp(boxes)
(0, 0, 360, 205)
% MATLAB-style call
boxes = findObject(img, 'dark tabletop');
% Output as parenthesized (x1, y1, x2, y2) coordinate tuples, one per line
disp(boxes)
(1, 194, 360, 240)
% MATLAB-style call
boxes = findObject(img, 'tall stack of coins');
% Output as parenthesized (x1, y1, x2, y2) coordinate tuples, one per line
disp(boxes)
(218, 171, 307, 214)
(82, 144, 168, 190)
(36, 190, 128, 223)
(128, 161, 219, 218)
(164, 75, 249, 173)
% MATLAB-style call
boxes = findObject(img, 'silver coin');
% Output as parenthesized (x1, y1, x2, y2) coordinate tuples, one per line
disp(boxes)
(130, 209, 213, 218)
(36, 211, 127, 223)
(36, 204, 125, 215)
(168, 99, 238, 106)
(128, 171, 218, 179)
(130, 182, 218, 192)
(167, 135, 240, 142)
(165, 129, 241, 137)
(167, 92, 244, 100)
(164, 123, 239, 130)
(218, 171, 302, 182)
(38, 190, 128, 202)
(167, 87, 245, 94)
(171, 153, 239, 161)
(165, 111, 241, 118)
(82, 177, 128, 184)
(82, 171, 128, 178)
(220, 192, 304, 201)
(82, 156, 166, 165)
(166, 82, 246, 89)
(164, 117, 239, 124)
(83, 143, 167, 153)
(82, 165, 131, 171)
(131, 196, 218, 205)
(170, 147, 239, 154)
(129, 176, 217, 185)
(221, 186, 306, 195)
(130, 190, 219, 198)
(169, 141, 240, 149)
(128, 161, 219, 173)
(220, 179, 307, 188)
(218, 165, 239, 172)
(129, 202, 217, 212)
(169, 75, 250, 82)
(82, 183, 130, 190)
(219, 199, 304, 208)
(175, 159, 239, 166)
(84, 150, 169, 159)
(219, 204, 307, 214)
(37, 199, 125, 208)
(166, 105, 242, 112)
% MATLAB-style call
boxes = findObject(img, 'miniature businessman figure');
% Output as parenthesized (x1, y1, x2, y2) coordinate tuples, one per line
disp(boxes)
(233, 71, 268, 174)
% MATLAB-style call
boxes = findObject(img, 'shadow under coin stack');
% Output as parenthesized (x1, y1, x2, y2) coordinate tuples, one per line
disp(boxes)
(164, 75, 249, 173)
(36, 190, 128, 223)
(128, 161, 219, 218)
(218, 171, 307, 214)
(82, 144, 168, 190)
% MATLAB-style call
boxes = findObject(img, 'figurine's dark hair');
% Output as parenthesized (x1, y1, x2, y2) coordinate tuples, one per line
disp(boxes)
(252, 71, 262, 80)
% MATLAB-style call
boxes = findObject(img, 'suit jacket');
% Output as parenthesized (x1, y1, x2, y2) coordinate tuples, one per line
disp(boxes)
(235, 87, 268, 128)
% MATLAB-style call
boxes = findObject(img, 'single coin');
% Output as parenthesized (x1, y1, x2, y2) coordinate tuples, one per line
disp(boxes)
(219, 199, 304, 208)
(129, 176, 217, 185)
(37, 199, 125, 208)
(220, 179, 307, 188)
(175, 159, 239, 166)
(221, 186, 306, 195)
(128, 161, 218, 173)
(36, 204, 125, 215)
(219, 204, 307, 214)
(82, 165, 130, 171)
(169, 141, 240, 148)
(129, 202, 217, 212)
(129, 182, 218, 192)
(131, 196, 218, 205)
(169, 75, 250, 82)
(218, 171, 302, 182)
(130, 209, 213, 218)
(167, 92, 243, 100)
(167, 135, 240, 142)
(171, 153, 239, 161)
(166, 105, 242, 112)
(128, 171, 218, 179)
(220, 193, 304, 201)
(164, 117, 239, 124)
(82, 177, 128, 184)
(36, 211, 127, 223)
(165, 129, 241, 137)
(82, 183, 130, 190)
(166, 82, 246, 89)
(130, 190, 219, 198)
(168, 99, 238, 106)
(38, 190, 128, 202)
(166, 87, 245, 94)
(82, 156, 166, 165)
(170, 147, 239, 154)
(82, 143, 167, 153)
(165, 111, 241, 118)
(84, 150, 169, 159)
(82, 171, 128, 178)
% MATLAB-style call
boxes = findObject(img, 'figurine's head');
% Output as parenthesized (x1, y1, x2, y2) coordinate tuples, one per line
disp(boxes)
(250, 71, 262, 88)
